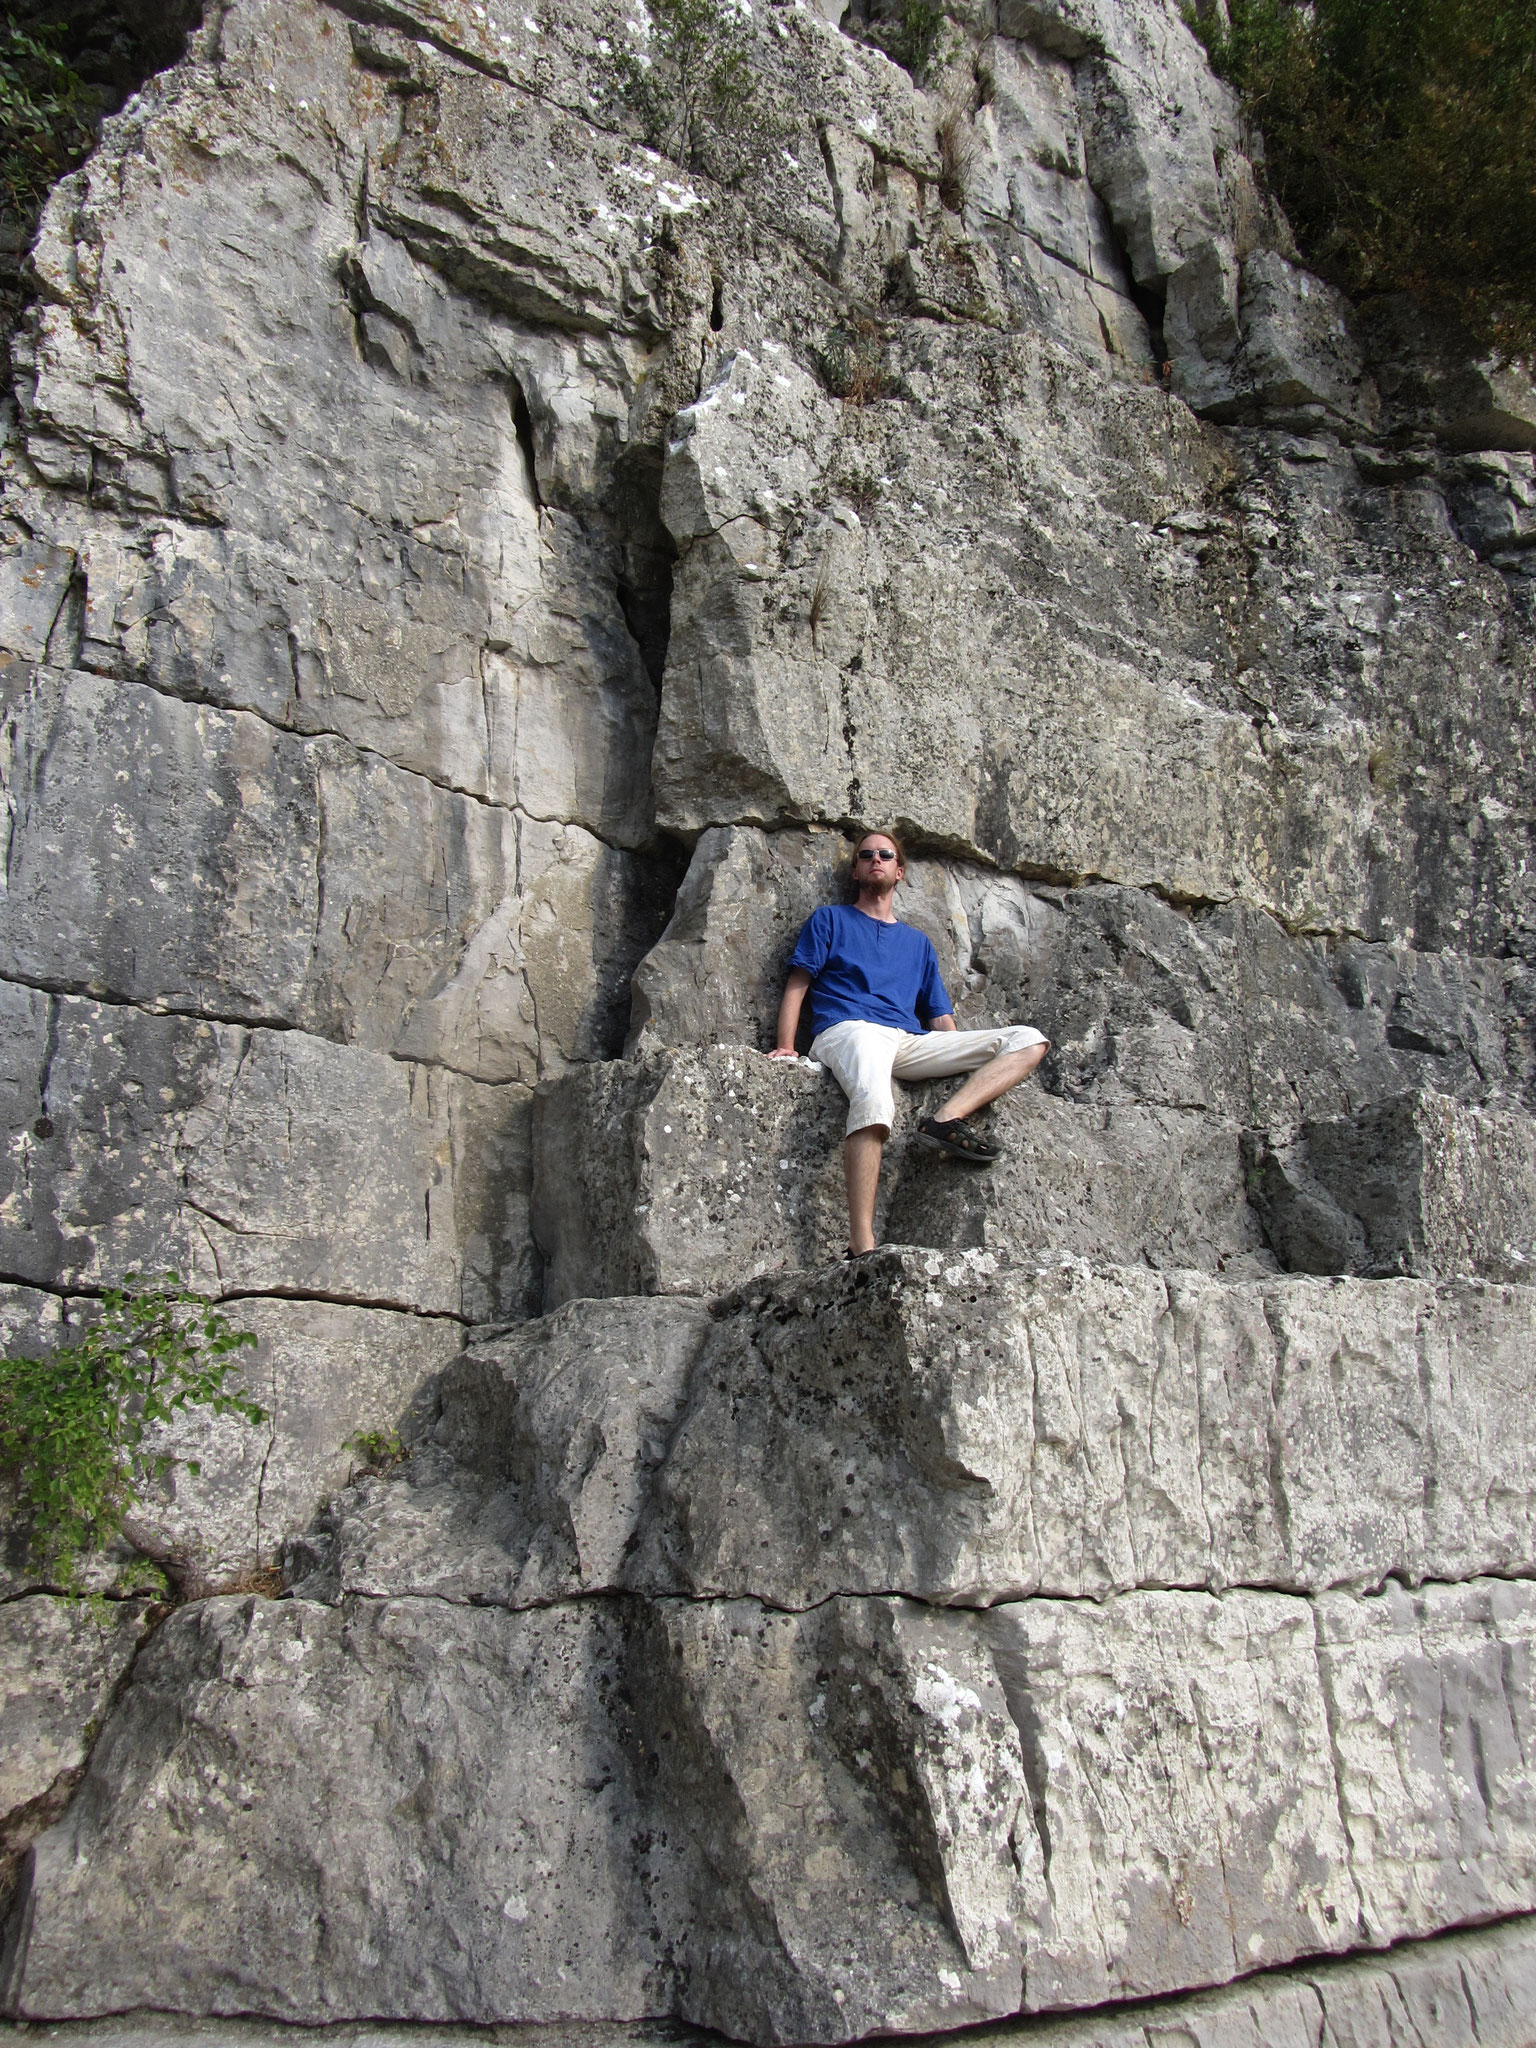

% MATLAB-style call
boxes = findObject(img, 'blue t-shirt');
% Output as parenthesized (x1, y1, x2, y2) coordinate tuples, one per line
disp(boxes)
(788, 904, 953, 1036)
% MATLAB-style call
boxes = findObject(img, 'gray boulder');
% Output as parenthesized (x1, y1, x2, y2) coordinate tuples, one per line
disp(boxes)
(0, 665, 671, 1084)
(0, 984, 533, 1322)
(1248, 1089, 1536, 1281)
(11, 1576, 1536, 2032)
(0, 1594, 150, 1830)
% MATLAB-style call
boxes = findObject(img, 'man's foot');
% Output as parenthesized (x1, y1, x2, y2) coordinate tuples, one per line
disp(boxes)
(844, 1244, 881, 1260)
(918, 1114, 1002, 1163)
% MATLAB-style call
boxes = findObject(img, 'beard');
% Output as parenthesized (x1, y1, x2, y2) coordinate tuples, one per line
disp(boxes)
(861, 868, 898, 900)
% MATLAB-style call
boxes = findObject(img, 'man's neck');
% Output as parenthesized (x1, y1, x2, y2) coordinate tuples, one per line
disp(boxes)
(852, 889, 900, 924)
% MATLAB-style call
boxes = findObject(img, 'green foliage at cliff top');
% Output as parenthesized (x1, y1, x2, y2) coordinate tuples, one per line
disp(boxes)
(0, 16, 101, 221)
(1190, 0, 1536, 363)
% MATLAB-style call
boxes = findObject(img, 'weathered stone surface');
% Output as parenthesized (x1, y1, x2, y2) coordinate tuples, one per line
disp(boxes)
(0, 1596, 149, 1824)
(7, 1595, 662, 2026)
(131, 1298, 463, 1589)
(13, 1579, 1536, 2034)
(533, 1045, 1262, 1304)
(0, 986, 532, 1321)
(652, 342, 1397, 937)
(3, 0, 1536, 2033)
(631, 826, 1522, 1126)
(305, 1253, 1536, 1611)
(7, 6, 662, 838)
(0, 544, 75, 666)
(987, 1588, 1358, 2008)
(1249, 1089, 1536, 1281)
(1316, 1578, 1536, 1945)
(291, 1296, 711, 1608)
(6, 1911, 1536, 2048)
(6, 1592, 1027, 2037)
(0, 666, 670, 1082)
(6, 1910, 1536, 2045)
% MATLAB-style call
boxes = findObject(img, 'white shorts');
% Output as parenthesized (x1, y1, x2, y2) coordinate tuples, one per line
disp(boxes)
(809, 1019, 1049, 1136)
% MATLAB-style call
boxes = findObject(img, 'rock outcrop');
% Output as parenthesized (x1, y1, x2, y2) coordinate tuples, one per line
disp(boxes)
(1, 0, 1535, 2039)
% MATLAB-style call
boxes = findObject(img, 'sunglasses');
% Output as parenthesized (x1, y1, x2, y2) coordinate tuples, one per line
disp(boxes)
(857, 848, 898, 862)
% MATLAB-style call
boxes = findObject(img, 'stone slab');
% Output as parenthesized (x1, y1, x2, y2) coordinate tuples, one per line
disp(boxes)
(6, 1909, 1536, 2041)
(652, 344, 1402, 938)
(1247, 1089, 1536, 1281)
(11, 1580, 1536, 2036)
(129, 1298, 464, 1591)
(291, 1296, 712, 1609)
(531, 1045, 1264, 1306)
(0, 986, 533, 1322)
(306, 1253, 1536, 1611)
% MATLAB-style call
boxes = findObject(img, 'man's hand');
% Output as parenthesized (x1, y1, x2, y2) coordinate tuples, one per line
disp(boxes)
(767, 1048, 801, 1059)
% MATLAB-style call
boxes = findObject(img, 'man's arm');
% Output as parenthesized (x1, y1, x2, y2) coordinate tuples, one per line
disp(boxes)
(929, 1012, 957, 1032)
(770, 967, 813, 1056)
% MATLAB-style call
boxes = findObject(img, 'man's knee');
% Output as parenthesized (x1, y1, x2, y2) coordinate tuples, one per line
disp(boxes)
(1000, 1027, 1049, 1058)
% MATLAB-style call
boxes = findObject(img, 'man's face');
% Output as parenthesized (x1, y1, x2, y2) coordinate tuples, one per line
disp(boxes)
(855, 836, 903, 894)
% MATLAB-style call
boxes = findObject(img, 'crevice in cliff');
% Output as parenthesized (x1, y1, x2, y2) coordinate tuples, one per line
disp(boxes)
(611, 445, 676, 699)
(0, 1268, 472, 1326)
(321, 1561, 1536, 1627)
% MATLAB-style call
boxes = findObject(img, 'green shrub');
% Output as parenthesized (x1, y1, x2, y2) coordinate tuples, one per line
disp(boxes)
(0, 1274, 263, 1586)
(818, 319, 893, 402)
(346, 1425, 406, 1473)
(607, 0, 759, 180)
(891, 0, 946, 80)
(0, 16, 101, 222)
(1187, 0, 1536, 362)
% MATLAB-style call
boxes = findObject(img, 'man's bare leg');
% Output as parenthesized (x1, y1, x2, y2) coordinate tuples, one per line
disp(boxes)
(936, 1043, 1047, 1125)
(844, 1125, 887, 1253)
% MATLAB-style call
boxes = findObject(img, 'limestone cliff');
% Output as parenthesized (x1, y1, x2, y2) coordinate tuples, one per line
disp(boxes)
(1, 0, 1535, 2039)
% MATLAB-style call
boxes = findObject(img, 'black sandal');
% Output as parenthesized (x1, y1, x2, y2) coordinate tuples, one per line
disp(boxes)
(917, 1114, 1002, 1163)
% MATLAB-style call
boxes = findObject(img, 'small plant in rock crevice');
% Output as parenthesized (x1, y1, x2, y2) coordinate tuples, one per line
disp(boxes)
(0, 1273, 264, 1590)
(346, 1425, 407, 1477)
(818, 319, 893, 403)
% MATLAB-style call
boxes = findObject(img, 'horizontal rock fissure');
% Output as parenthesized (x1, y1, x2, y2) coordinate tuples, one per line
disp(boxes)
(61, 656, 646, 857)
(1006, 1905, 1536, 2036)
(0, 970, 531, 1089)
(10, 1910, 1536, 2045)
(329, 1560, 1536, 1622)
(0, 1271, 473, 1327)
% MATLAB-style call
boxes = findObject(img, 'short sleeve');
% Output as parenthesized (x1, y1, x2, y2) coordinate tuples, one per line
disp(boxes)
(788, 907, 833, 978)
(917, 940, 952, 1023)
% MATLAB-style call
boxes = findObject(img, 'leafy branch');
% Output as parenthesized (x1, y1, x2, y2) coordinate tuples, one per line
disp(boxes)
(606, 0, 761, 181)
(0, 1274, 264, 1588)
(0, 16, 101, 223)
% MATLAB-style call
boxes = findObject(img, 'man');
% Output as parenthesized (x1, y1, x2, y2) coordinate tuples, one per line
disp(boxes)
(769, 829, 1048, 1256)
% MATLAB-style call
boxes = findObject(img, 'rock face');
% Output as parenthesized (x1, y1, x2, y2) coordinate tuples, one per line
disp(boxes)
(2, 0, 1536, 2037)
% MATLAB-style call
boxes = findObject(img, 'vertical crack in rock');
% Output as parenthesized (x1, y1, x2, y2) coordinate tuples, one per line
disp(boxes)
(612, 446, 677, 700)
(509, 376, 543, 513)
